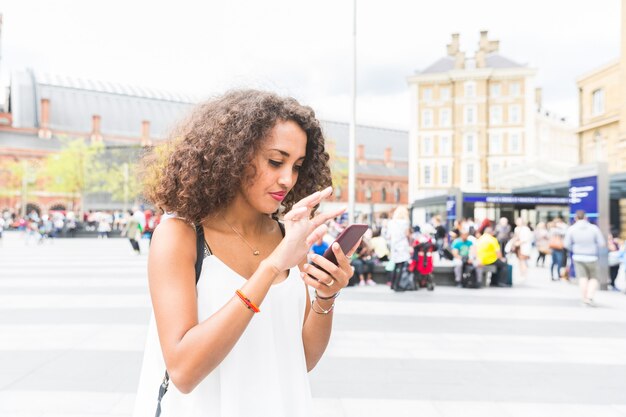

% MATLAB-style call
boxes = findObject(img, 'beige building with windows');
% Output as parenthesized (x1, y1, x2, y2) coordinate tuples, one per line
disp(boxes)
(407, 31, 577, 201)
(577, 0, 626, 172)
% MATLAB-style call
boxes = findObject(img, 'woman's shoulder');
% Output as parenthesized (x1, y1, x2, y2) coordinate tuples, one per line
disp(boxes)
(151, 217, 197, 255)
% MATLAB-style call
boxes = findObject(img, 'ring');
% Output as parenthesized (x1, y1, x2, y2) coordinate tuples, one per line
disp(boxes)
(324, 279, 335, 287)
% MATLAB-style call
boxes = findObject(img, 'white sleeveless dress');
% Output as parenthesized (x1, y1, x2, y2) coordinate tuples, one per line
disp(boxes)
(132, 244, 312, 416)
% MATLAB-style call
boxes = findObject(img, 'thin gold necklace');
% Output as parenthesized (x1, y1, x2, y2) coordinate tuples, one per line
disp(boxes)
(222, 216, 260, 256)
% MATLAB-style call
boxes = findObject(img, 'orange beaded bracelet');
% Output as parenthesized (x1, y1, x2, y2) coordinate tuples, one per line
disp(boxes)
(235, 290, 260, 313)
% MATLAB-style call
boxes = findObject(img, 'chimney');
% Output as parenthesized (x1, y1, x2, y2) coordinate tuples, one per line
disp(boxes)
(38, 98, 51, 139)
(447, 33, 460, 56)
(141, 120, 151, 146)
(454, 51, 466, 70)
(357, 144, 366, 164)
(90, 115, 102, 142)
(475, 50, 486, 68)
(384, 147, 393, 167)
(535, 88, 543, 109)
(475, 30, 500, 68)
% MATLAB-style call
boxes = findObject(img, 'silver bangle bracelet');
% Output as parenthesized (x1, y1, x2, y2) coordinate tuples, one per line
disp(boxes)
(311, 298, 335, 315)
(314, 289, 340, 300)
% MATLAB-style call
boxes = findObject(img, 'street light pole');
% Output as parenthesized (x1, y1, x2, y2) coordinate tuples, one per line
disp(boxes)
(20, 159, 27, 219)
(348, 0, 357, 225)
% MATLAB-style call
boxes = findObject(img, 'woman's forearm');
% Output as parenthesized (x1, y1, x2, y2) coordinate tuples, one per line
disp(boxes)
(160, 260, 279, 393)
(302, 296, 335, 371)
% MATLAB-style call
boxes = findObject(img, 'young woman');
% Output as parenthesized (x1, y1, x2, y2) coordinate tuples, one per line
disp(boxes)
(132, 90, 356, 417)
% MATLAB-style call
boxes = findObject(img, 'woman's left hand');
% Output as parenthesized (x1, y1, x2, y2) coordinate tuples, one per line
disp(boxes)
(301, 240, 361, 298)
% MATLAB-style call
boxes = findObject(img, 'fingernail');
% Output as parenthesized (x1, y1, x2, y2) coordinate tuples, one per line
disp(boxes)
(333, 242, 340, 250)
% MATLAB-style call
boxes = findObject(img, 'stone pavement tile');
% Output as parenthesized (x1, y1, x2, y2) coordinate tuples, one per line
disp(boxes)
(336, 299, 626, 323)
(0, 391, 125, 415)
(5, 351, 142, 393)
(612, 404, 626, 416)
(0, 308, 150, 325)
(340, 398, 442, 417)
(0, 294, 150, 309)
(500, 402, 626, 417)
(433, 400, 511, 417)
(109, 393, 136, 415)
(333, 314, 626, 338)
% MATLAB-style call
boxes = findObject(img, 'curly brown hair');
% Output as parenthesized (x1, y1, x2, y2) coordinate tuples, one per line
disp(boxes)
(142, 89, 332, 224)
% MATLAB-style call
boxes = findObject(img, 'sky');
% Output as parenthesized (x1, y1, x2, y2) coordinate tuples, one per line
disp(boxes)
(0, 0, 621, 130)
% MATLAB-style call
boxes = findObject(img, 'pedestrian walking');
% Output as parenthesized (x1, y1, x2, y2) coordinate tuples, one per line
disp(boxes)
(512, 218, 533, 278)
(495, 217, 512, 255)
(548, 219, 567, 280)
(535, 222, 550, 267)
(564, 210, 606, 307)
(132, 90, 352, 417)
(386, 206, 412, 291)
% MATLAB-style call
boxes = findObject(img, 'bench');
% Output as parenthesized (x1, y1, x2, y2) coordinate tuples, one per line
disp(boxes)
(352, 262, 458, 287)
(350, 260, 508, 288)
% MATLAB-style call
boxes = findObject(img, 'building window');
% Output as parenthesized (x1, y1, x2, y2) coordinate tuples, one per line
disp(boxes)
(440, 164, 450, 185)
(423, 165, 432, 185)
(464, 82, 476, 98)
(422, 109, 434, 128)
(510, 82, 520, 97)
(395, 186, 401, 203)
(509, 133, 521, 153)
(509, 105, 521, 124)
(491, 163, 501, 175)
(464, 133, 476, 153)
(439, 108, 451, 127)
(423, 88, 433, 102)
(466, 163, 474, 184)
(464, 105, 477, 125)
(489, 133, 502, 154)
(439, 134, 452, 155)
(490, 105, 502, 125)
(592, 89, 605, 116)
(422, 135, 433, 155)
(365, 186, 373, 201)
(381, 187, 387, 202)
(440, 87, 451, 101)
(490, 84, 501, 98)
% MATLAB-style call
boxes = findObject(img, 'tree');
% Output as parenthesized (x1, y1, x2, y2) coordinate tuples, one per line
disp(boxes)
(101, 159, 143, 209)
(326, 138, 348, 198)
(42, 138, 106, 213)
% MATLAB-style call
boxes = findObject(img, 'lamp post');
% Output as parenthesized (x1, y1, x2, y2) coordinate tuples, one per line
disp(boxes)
(348, 0, 357, 224)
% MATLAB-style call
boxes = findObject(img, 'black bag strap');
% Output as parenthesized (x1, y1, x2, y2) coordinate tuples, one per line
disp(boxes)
(155, 224, 208, 417)
(154, 221, 281, 416)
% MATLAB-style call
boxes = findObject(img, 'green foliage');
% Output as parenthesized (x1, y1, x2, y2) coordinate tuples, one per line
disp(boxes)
(101, 160, 142, 202)
(0, 158, 44, 197)
(326, 138, 348, 191)
(43, 138, 106, 195)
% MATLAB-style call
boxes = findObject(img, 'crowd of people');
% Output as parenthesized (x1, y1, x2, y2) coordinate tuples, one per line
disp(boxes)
(306, 208, 624, 305)
(0, 207, 161, 252)
(2, 201, 623, 304)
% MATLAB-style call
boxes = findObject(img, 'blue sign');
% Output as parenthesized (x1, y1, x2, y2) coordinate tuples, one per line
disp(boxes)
(446, 196, 457, 220)
(463, 195, 569, 205)
(569, 176, 598, 223)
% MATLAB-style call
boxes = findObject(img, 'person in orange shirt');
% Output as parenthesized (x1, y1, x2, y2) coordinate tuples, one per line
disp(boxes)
(475, 226, 508, 287)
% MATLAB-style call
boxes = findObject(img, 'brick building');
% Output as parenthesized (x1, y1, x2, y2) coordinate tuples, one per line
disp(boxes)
(0, 69, 408, 217)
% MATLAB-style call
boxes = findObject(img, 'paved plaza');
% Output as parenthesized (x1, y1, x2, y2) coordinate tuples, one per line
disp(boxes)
(1, 231, 626, 417)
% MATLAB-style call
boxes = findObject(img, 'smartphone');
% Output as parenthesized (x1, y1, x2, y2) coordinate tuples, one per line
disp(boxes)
(322, 224, 369, 265)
